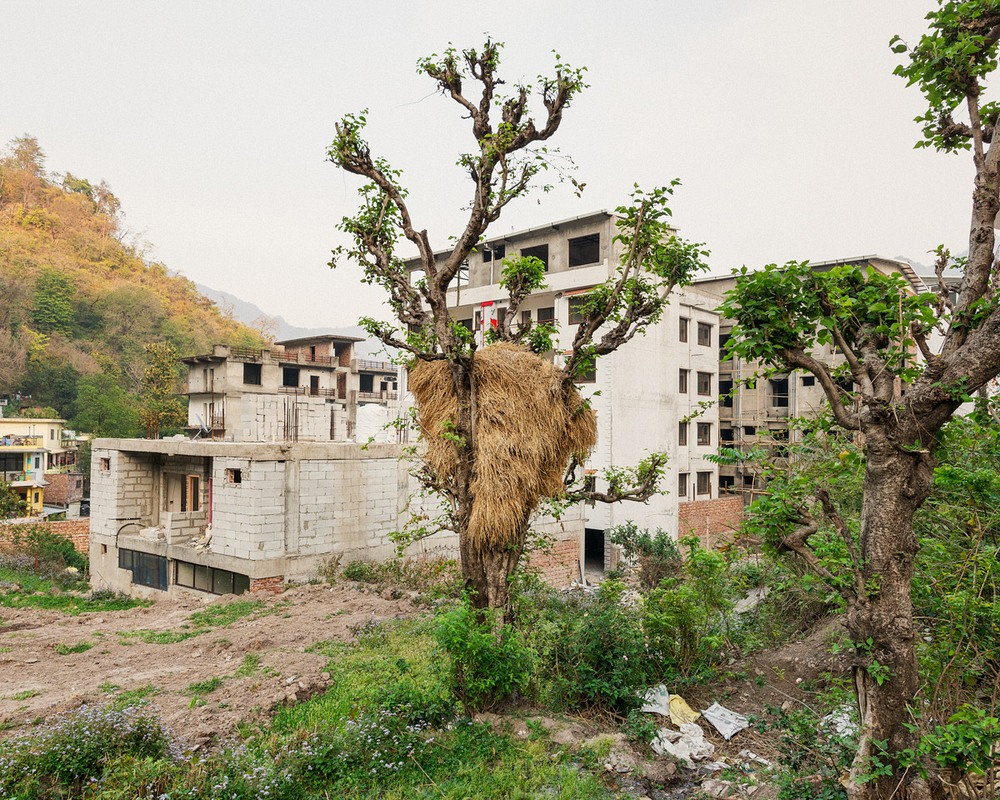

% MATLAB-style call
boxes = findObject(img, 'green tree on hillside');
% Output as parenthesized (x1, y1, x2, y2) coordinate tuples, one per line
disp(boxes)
(71, 373, 139, 438)
(31, 271, 75, 336)
(137, 342, 185, 439)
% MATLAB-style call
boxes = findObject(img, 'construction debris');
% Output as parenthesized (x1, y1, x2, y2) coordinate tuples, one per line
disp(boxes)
(651, 722, 715, 766)
(701, 702, 750, 740)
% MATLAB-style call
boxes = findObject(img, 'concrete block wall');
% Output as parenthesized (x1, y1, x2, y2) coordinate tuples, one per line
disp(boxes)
(89, 448, 156, 535)
(211, 458, 285, 560)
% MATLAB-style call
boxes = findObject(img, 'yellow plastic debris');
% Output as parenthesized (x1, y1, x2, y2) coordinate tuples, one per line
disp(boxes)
(669, 694, 701, 726)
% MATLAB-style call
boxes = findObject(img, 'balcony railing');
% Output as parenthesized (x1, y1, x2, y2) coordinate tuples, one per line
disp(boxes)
(279, 386, 344, 399)
(1, 471, 28, 483)
(0, 435, 43, 448)
(356, 359, 397, 373)
(280, 351, 342, 367)
(228, 346, 264, 361)
(356, 390, 399, 402)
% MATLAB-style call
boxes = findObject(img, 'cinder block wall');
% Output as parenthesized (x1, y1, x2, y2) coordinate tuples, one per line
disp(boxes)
(677, 496, 744, 549)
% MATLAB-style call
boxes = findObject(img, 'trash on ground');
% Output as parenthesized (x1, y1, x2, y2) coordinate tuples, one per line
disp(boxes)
(701, 702, 750, 740)
(738, 749, 772, 767)
(651, 722, 715, 766)
(669, 693, 701, 725)
(640, 684, 671, 715)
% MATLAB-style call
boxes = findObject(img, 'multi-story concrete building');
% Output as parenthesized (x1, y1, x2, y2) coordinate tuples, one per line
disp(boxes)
(182, 335, 399, 443)
(0, 417, 75, 470)
(695, 256, 927, 499)
(409, 211, 743, 573)
(0, 430, 48, 516)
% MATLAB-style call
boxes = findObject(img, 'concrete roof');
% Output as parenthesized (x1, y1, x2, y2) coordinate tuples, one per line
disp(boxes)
(275, 334, 364, 347)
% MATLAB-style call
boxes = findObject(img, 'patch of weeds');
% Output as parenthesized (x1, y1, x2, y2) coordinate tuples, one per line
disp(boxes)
(99, 681, 120, 694)
(9, 689, 39, 701)
(234, 653, 261, 677)
(340, 556, 463, 601)
(54, 641, 93, 655)
(120, 629, 197, 645)
(188, 599, 265, 628)
(109, 684, 158, 709)
(187, 676, 224, 696)
(0, 645, 11, 653)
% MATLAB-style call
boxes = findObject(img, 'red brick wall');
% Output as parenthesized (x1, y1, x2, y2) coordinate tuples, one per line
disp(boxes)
(42, 473, 85, 505)
(249, 576, 285, 594)
(527, 538, 580, 588)
(677, 496, 744, 550)
(0, 519, 90, 555)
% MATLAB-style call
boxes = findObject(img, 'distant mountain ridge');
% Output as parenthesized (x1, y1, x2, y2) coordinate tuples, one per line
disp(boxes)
(196, 284, 386, 358)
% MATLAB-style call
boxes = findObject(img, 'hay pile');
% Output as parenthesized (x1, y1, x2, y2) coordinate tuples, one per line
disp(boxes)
(409, 343, 597, 552)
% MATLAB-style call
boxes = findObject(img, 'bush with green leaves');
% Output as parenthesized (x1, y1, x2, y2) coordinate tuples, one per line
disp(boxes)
(0, 704, 174, 796)
(606, 521, 682, 590)
(8, 524, 89, 574)
(527, 580, 652, 712)
(435, 599, 532, 712)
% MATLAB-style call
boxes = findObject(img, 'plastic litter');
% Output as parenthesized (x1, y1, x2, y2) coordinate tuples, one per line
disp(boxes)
(738, 749, 772, 767)
(639, 684, 671, 716)
(701, 702, 750, 740)
(669, 694, 701, 726)
(651, 722, 715, 766)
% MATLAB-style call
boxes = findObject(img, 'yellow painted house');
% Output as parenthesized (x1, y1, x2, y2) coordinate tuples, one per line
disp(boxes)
(0, 421, 59, 516)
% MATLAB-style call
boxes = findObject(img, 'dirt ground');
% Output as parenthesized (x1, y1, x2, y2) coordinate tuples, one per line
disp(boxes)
(0, 583, 417, 746)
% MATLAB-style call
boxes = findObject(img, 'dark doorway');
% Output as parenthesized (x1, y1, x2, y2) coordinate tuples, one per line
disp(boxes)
(584, 528, 605, 577)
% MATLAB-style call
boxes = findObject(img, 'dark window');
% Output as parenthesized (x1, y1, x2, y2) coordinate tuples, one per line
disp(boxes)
(100, 458, 110, 472)
(696, 471, 712, 496)
(679, 317, 689, 343)
(719, 332, 731, 360)
(678, 421, 688, 446)
(458, 318, 473, 331)
(770, 377, 789, 407)
(482, 243, 505, 262)
(678, 472, 689, 499)
(802, 375, 816, 387)
(521, 310, 531, 327)
(719, 378, 734, 407)
(282, 367, 300, 387)
(568, 296, 588, 325)
(697, 372, 712, 396)
(521, 244, 549, 270)
(721, 427, 735, 442)
(360, 373, 374, 392)
(720, 475, 735, 491)
(226, 468, 242, 484)
(679, 368, 689, 394)
(698, 322, 713, 347)
(743, 475, 755, 488)
(743, 425, 756, 436)
(242, 363, 262, 385)
(310, 375, 320, 395)
(568, 233, 600, 267)
(119, 548, 167, 591)
(537, 306, 555, 323)
(697, 423, 712, 446)
(174, 560, 250, 596)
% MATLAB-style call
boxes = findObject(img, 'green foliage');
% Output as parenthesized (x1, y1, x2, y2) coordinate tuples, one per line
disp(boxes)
(606, 521, 682, 590)
(9, 524, 89, 572)
(54, 641, 93, 656)
(0, 559, 149, 614)
(526, 580, 652, 712)
(721, 261, 937, 380)
(909, 705, 1000, 775)
(339, 556, 462, 601)
(435, 599, 532, 711)
(71, 373, 140, 437)
(0, 479, 26, 519)
(137, 341, 185, 438)
(643, 537, 731, 677)
(30, 271, 75, 335)
(0, 704, 172, 796)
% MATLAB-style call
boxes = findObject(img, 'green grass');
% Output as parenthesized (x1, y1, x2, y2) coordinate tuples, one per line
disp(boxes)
(0, 566, 150, 615)
(118, 599, 269, 645)
(54, 641, 93, 655)
(9, 689, 39, 701)
(233, 653, 261, 677)
(108, 684, 158, 709)
(187, 676, 224, 696)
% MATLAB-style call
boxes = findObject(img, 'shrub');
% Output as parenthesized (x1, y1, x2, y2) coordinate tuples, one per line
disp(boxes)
(435, 599, 532, 712)
(8, 524, 88, 574)
(607, 521, 682, 590)
(530, 580, 652, 713)
(0, 704, 173, 795)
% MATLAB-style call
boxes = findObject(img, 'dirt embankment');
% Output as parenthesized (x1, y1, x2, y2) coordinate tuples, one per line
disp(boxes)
(0, 583, 416, 745)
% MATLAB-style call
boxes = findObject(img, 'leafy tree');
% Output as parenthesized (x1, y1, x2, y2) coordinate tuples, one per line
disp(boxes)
(137, 342, 185, 439)
(71, 373, 139, 438)
(722, 4, 1000, 796)
(329, 41, 707, 612)
(0, 480, 26, 520)
(31, 271, 75, 336)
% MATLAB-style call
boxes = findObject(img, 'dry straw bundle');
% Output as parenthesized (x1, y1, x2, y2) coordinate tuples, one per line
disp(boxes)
(408, 343, 597, 552)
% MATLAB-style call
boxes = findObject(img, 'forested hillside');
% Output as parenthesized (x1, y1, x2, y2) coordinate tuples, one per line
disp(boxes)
(0, 135, 267, 436)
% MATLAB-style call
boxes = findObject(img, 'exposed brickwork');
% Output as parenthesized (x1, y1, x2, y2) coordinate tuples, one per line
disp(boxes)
(249, 576, 285, 594)
(42, 473, 85, 505)
(0, 519, 90, 555)
(677, 496, 744, 550)
(527, 538, 580, 588)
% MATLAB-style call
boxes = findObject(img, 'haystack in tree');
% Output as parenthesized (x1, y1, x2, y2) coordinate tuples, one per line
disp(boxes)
(328, 42, 707, 612)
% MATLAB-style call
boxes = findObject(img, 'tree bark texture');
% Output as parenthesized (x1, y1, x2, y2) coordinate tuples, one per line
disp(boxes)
(844, 432, 935, 800)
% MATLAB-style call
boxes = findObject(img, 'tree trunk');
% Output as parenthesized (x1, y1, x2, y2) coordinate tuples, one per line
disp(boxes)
(844, 434, 936, 800)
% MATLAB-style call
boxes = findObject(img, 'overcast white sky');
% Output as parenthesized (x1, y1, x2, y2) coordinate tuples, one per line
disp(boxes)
(4, 1, 973, 328)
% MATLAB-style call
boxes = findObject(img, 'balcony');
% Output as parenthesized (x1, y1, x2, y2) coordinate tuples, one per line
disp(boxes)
(353, 390, 399, 404)
(280, 351, 343, 367)
(353, 358, 397, 374)
(279, 386, 344, 400)
(0, 435, 43, 449)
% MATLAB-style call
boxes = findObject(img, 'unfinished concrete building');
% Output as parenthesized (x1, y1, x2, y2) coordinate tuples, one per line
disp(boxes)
(695, 256, 927, 500)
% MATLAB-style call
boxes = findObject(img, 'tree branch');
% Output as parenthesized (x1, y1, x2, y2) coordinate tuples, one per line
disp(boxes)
(781, 348, 861, 430)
